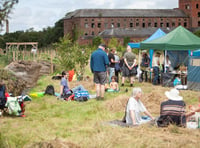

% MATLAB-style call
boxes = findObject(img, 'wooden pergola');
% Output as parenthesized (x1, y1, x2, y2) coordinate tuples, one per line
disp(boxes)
(6, 42, 38, 50)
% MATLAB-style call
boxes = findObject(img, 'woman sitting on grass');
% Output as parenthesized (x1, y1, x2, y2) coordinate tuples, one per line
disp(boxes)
(125, 87, 154, 126)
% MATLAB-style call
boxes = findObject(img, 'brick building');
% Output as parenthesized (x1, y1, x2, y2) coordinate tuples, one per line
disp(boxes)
(63, 0, 200, 45)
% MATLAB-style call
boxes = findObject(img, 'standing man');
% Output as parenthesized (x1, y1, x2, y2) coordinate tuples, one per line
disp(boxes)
(108, 47, 116, 82)
(90, 43, 109, 100)
(152, 52, 161, 85)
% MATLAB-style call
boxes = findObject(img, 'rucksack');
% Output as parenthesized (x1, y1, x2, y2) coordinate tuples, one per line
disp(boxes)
(44, 85, 55, 95)
(0, 85, 6, 109)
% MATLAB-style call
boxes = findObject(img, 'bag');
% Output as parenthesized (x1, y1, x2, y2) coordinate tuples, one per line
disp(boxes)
(44, 85, 55, 95)
(5, 97, 22, 116)
(75, 96, 88, 102)
(0, 85, 6, 109)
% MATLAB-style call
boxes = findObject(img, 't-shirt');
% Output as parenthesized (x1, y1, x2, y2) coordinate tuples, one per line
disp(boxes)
(152, 56, 160, 67)
(108, 52, 115, 68)
(123, 52, 136, 66)
(126, 97, 147, 125)
(60, 77, 69, 94)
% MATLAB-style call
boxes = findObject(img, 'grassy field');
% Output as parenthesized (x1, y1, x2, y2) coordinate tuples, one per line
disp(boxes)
(0, 74, 200, 148)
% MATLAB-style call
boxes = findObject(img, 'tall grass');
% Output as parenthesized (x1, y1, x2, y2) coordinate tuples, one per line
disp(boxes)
(0, 75, 200, 147)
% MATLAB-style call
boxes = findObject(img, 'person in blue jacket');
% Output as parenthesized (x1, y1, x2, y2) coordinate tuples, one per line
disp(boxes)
(90, 43, 109, 100)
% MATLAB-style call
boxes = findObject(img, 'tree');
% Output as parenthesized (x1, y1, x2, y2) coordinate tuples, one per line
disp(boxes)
(54, 35, 91, 78)
(0, 0, 18, 31)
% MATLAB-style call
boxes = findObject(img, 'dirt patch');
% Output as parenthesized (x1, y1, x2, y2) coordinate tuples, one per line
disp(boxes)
(25, 138, 80, 148)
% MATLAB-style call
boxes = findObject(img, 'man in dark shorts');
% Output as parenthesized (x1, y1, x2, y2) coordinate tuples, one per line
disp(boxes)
(90, 43, 109, 100)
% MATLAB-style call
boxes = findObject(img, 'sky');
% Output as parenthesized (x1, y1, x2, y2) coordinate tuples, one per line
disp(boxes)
(2, 0, 178, 34)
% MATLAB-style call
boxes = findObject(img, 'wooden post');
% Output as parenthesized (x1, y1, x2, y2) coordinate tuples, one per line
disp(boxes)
(50, 51, 53, 73)
(13, 51, 15, 61)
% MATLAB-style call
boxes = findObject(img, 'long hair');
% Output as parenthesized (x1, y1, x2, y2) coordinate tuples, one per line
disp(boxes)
(131, 87, 142, 98)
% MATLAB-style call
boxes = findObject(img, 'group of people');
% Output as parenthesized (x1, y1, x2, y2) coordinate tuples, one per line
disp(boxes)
(125, 87, 200, 127)
(90, 44, 139, 100)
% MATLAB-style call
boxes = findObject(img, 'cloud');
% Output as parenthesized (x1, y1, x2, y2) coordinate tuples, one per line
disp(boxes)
(2, 0, 178, 34)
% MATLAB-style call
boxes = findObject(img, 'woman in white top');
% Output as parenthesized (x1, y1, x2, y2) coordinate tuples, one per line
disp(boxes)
(125, 87, 154, 125)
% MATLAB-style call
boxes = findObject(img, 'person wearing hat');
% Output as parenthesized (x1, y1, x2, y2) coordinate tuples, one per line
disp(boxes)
(156, 88, 186, 127)
(90, 43, 109, 100)
(152, 51, 161, 85)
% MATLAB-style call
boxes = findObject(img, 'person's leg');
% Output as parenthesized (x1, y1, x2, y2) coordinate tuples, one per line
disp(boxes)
(121, 76, 125, 86)
(96, 84, 100, 97)
(153, 67, 158, 85)
(130, 76, 134, 87)
(144, 71, 148, 82)
(100, 84, 105, 98)
(140, 70, 144, 82)
(109, 68, 115, 82)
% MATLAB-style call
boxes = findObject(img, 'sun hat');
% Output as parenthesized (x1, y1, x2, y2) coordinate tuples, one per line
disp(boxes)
(165, 88, 183, 101)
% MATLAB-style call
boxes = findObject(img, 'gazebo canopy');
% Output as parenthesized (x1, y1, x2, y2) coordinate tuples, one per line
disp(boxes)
(140, 26, 200, 50)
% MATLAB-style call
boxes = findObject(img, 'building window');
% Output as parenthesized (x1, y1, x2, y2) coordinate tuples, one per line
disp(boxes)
(178, 22, 181, 26)
(196, 4, 199, 9)
(154, 22, 157, 27)
(124, 19, 126, 21)
(198, 21, 200, 27)
(166, 22, 169, 27)
(84, 23, 88, 28)
(111, 23, 114, 28)
(136, 22, 139, 27)
(92, 19, 94, 21)
(130, 23, 133, 28)
(142, 23, 145, 28)
(98, 23, 101, 28)
(91, 31, 94, 35)
(184, 22, 187, 27)
(117, 23, 120, 28)
(85, 19, 88, 21)
(91, 23, 95, 28)
(198, 12, 200, 17)
(172, 22, 175, 27)
(185, 5, 190, 9)
(84, 33, 88, 36)
(104, 23, 108, 29)
(160, 23, 164, 27)
(148, 22, 151, 27)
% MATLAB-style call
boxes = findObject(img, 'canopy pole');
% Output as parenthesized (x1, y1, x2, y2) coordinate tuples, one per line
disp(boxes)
(164, 50, 167, 73)
(138, 49, 141, 82)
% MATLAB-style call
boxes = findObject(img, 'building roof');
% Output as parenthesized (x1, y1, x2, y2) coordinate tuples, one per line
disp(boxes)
(98, 27, 172, 38)
(63, 9, 188, 19)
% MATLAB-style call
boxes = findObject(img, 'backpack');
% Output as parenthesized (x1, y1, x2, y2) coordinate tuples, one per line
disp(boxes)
(0, 85, 6, 109)
(44, 85, 55, 95)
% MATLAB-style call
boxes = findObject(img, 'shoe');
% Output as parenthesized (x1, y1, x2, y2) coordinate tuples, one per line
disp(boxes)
(21, 114, 26, 117)
(130, 84, 133, 87)
(121, 83, 124, 87)
(125, 88, 128, 92)
(96, 96, 100, 101)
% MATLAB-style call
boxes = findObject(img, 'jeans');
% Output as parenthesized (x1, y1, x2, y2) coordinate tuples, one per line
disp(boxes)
(153, 66, 160, 85)
(109, 67, 115, 82)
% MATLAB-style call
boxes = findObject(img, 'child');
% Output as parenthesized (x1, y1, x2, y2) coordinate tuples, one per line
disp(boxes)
(109, 76, 119, 91)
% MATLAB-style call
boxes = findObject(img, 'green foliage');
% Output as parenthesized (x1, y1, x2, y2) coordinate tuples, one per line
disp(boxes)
(92, 36, 103, 47)
(123, 36, 130, 46)
(194, 29, 200, 37)
(108, 37, 118, 48)
(54, 35, 91, 76)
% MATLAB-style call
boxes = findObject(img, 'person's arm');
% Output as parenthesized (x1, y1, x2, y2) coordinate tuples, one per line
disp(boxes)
(130, 59, 136, 69)
(130, 110, 137, 125)
(144, 110, 154, 120)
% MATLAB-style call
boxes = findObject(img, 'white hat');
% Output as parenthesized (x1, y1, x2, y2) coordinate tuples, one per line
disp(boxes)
(165, 88, 183, 101)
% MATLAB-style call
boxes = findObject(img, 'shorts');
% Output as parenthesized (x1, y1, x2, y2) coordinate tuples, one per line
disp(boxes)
(93, 72, 107, 85)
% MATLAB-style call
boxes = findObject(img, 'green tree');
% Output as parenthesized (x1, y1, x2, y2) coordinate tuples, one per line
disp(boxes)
(92, 36, 103, 48)
(108, 37, 118, 48)
(194, 30, 200, 37)
(0, 0, 18, 30)
(54, 35, 91, 78)
(123, 36, 130, 47)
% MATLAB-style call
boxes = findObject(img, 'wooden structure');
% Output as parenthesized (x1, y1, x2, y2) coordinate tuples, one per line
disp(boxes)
(6, 42, 38, 50)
